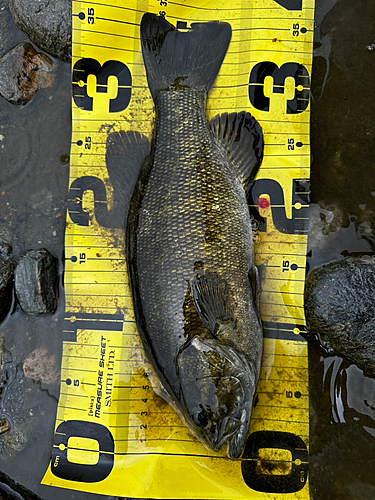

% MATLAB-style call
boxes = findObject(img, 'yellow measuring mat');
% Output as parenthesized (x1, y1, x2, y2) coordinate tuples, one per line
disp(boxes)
(42, 0, 314, 497)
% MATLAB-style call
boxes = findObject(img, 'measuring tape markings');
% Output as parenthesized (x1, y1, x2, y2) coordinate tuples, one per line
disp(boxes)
(72, 0, 310, 446)
(242, 0, 312, 481)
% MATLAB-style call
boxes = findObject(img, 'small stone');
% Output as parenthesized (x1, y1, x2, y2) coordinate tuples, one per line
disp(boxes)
(9, 0, 72, 62)
(305, 255, 375, 374)
(15, 248, 59, 316)
(0, 419, 10, 434)
(60, 154, 69, 164)
(0, 42, 55, 106)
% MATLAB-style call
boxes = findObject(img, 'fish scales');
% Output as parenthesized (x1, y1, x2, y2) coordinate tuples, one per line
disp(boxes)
(134, 88, 260, 386)
(126, 13, 264, 458)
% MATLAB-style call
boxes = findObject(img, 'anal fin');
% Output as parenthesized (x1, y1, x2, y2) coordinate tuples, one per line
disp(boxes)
(209, 112, 264, 190)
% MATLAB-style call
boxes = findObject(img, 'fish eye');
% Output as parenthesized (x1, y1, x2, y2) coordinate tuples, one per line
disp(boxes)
(192, 411, 208, 428)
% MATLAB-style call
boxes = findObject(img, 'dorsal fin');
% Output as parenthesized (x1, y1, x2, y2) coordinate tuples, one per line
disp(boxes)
(209, 111, 264, 190)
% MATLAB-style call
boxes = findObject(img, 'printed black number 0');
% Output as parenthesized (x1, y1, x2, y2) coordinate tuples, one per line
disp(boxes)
(51, 420, 114, 482)
(242, 431, 308, 493)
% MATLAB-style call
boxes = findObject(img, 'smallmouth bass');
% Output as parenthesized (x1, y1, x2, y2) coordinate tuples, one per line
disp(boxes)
(126, 13, 264, 459)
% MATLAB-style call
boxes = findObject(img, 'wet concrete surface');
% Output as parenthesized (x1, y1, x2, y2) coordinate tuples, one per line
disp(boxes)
(0, 0, 374, 498)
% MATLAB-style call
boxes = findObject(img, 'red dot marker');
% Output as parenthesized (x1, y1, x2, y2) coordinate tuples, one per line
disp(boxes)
(257, 197, 270, 209)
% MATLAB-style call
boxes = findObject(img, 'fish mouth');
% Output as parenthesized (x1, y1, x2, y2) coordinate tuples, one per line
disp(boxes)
(214, 409, 248, 454)
(226, 409, 249, 459)
(214, 348, 257, 459)
(202, 406, 248, 460)
(197, 408, 248, 459)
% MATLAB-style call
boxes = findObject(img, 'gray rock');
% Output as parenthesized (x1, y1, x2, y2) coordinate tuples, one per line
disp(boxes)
(15, 249, 58, 316)
(9, 0, 71, 62)
(0, 42, 55, 106)
(0, 242, 15, 324)
(0, 469, 42, 499)
(305, 255, 375, 374)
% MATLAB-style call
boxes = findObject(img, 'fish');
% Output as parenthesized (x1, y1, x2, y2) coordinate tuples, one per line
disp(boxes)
(125, 13, 264, 459)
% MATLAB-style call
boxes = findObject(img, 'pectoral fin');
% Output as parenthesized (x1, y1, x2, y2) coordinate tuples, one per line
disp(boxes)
(209, 112, 264, 190)
(106, 130, 149, 228)
(191, 272, 235, 337)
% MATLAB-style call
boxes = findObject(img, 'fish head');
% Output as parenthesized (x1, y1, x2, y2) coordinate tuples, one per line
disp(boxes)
(177, 336, 258, 459)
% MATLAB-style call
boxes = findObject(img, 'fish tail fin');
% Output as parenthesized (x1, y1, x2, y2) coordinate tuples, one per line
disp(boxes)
(140, 13, 232, 100)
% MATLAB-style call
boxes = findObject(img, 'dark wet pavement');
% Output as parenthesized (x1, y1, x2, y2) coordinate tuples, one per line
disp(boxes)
(0, 0, 375, 498)
(308, 1, 375, 498)
(311, 0, 375, 237)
